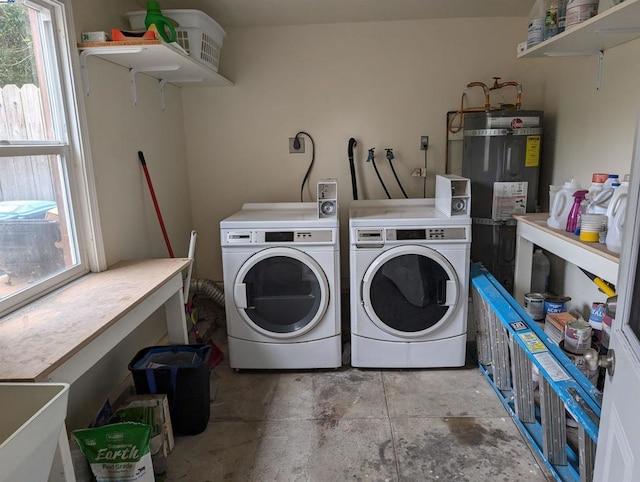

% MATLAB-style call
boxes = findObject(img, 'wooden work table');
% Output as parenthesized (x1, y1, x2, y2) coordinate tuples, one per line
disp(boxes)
(0, 258, 191, 382)
(513, 213, 619, 303)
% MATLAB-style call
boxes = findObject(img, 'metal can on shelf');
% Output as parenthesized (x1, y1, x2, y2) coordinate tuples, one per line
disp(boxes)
(524, 293, 546, 321)
(564, 318, 592, 354)
(544, 295, 571, 316)
(588, 302, 606, 330)
(601, 312, 614, 349)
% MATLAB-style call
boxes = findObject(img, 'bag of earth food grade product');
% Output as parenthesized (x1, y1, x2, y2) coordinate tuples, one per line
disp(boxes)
(110, 406, 168, 478)
(73, 422, 154, 482)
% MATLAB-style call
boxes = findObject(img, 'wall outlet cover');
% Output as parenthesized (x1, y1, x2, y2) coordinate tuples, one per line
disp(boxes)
(289, 137, 305, 153)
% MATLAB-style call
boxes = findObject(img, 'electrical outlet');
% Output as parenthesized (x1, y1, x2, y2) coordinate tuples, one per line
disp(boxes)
(420, 136, 429, 151)
(289, 137, 305, 154)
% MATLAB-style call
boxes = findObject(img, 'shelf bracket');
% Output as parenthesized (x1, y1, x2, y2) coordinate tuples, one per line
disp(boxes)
(79, 47, 144, 97)
(595, 50, 604, 92)
(129, 66, 180, 106)
(543, 50, 604, 90)
(159, 79, 167, 111)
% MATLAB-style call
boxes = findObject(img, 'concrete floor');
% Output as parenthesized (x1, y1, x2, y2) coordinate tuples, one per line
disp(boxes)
(165, 312, 552, 482)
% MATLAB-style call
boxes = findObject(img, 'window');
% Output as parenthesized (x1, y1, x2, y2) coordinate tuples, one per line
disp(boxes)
(0, 0, 101, 316)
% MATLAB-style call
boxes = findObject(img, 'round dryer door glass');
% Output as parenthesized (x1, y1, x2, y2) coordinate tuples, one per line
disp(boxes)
(362, 245, 459, 337)
(234, 247, 329, 338)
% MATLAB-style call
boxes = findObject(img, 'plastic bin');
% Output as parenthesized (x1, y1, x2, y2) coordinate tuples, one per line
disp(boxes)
(0, 200, 57, 220)
(129, 344, 212, 435)
(0, 383, 70, 482)
(125, 9, 226, 71)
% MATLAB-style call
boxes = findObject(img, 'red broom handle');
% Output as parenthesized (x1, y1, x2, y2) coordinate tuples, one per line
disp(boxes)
(138, 151, 175, 258)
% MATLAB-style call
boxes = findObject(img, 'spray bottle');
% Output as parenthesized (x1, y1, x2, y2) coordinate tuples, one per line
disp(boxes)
(566, 189, 588, 233)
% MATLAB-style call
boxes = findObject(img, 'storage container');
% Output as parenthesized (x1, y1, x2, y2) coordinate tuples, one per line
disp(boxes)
(129, 344, 212, 435)
(547, 178, 581, 229)
(565, 0, 598, 29)
(126, 9, 226, 71)
(531, 249, 550, 294)
(0, 383, 70, 482)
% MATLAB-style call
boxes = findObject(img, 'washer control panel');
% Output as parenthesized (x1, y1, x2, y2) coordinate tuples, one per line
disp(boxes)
(353, 226, 469, 246)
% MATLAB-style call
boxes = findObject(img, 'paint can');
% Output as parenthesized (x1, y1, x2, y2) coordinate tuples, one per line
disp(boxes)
(524, 293, 546, 321)
(559, 341, 598, 386)
(588, 302, 606, 330)
(544, 296, 571, 316)
(601, 312, 614, 349)
(588, 301, 606, 345)
(564, 318, 592, 354)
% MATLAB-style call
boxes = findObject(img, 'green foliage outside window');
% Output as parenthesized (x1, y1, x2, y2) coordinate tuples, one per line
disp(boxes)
(0, 3, 37, 87)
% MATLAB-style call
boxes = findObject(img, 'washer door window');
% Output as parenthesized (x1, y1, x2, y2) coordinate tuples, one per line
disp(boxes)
(362, 245, 459, 338)
(234, 247, 329, 339)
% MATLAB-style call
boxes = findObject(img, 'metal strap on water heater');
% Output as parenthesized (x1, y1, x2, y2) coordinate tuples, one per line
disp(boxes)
(472, 218, 517, 226)
(464, 128, 542, 137)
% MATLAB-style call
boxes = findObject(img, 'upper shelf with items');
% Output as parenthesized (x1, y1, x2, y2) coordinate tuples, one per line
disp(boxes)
(78, 40, 233, 107)
(518, 0, 640, 58)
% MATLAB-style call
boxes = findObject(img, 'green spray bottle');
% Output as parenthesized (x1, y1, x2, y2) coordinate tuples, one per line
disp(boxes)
(145, 1, 176, 43)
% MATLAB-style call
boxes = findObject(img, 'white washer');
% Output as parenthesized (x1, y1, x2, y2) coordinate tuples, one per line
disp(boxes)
(349, 198, 471, 368)
(221, 202, 341, 369)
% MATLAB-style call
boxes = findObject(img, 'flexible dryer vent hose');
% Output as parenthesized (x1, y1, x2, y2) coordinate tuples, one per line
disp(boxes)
(190, 278, 225, 308)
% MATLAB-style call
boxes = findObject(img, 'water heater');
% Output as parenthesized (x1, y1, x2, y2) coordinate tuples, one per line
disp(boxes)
(462, 109, 543, 292)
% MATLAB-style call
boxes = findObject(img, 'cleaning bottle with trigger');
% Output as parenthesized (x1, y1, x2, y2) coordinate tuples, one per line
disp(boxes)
(145, 1, 176, 43)
(566, 189, 588, 233)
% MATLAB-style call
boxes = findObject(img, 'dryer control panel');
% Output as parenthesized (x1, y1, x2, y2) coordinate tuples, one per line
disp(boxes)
(222, 228, 337, 246)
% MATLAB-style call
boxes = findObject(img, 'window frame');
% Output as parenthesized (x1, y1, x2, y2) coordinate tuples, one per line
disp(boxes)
(0, 0, 104, 317)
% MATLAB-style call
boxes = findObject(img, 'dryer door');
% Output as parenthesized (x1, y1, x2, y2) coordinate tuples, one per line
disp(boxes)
(233, 247, 329, 339)
(362, 245, 460, 338)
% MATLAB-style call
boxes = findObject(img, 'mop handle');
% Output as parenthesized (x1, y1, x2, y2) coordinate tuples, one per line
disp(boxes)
(138, 151, 175, 258)
(183, 230, 197, 301)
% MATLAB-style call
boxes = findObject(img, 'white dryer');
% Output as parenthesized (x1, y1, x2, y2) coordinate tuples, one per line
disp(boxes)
(220, 202, 341, 369)
(349, 198, 471, 368)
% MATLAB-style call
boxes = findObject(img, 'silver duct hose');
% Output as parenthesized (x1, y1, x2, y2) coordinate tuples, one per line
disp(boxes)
(190, 278, 225, 308)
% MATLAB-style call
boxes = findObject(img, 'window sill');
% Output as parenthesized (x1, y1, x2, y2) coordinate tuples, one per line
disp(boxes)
(0, 258, 191, 382)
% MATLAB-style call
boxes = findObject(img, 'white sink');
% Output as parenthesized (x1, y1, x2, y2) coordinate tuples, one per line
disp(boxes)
(0, 383, 70, 482)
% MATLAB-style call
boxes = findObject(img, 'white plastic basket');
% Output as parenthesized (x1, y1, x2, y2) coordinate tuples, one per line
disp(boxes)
(125, 9, 226, 72)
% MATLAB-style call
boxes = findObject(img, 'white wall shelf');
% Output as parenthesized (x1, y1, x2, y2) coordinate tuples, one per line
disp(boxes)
(513, 213, 619, 304)
(518, 0, 640, 90)
(78, 40, 233, 107)
(518, 0, 640, 58)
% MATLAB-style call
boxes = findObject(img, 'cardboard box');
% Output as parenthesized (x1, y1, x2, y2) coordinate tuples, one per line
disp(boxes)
(545, 312, 578, 345)
(117, 394, 175, 453)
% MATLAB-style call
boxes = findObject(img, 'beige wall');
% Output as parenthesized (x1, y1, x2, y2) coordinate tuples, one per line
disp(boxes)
(182, 18, 543, 281)
(72, 0, 194, 265)
(81, 59, 193, 264)
(534, 38, 640, 314)
(66, 0, 194, 429)
(537, 38, 640, 207)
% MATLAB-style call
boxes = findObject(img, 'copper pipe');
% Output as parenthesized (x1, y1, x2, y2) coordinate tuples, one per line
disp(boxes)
(466, 81, 490, 111)
(489, 77, 522, 110)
